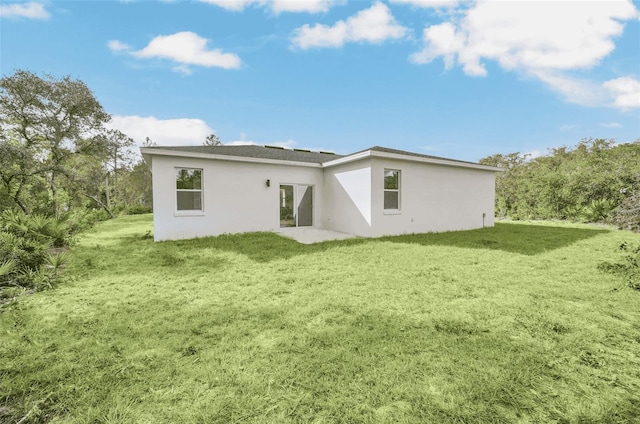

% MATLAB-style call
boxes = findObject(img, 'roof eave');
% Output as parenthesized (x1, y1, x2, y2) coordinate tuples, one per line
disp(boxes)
(139, 147, 502, 172)
(321, 150, 372, 167)
(139, 147, 323, 168)
(369, 150, 503, 171)
(322, 149, 502, 172)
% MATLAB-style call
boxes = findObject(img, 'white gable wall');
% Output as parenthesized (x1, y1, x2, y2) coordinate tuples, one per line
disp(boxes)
(151, 155, 324, 241)
(369, 157, 496, 237)
(322, 158, 373, 237)
(148, 149, 498, 241)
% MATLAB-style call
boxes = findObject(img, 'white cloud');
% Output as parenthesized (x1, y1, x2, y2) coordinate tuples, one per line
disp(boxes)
(524, 150, 543, 160)
(293, 21, 348, 48)
(560, 124, 578, 131)
(225, 138, 297, 148)
(107, 40, 131, 52)
(410, 0, 640, 109)
(225, 140, 259, 146)
(532, 71, 607, 107)
(198, 0, 256, 11)
(412, 0, 638, 75)
(532, 72, 640, 110)
(226, 132, 255, 145)
(603, 77, 640, 110)
(130, 31, 242, 72)
(410, 22, 464, 70)
(107, 115, 215, 146)
(172, 64, 193, 76)
(199, 0, 334, 13)
(389, 0, 458, 8)
(0, 2, 49, 19)
(271, 0, 334, 13)
(271, 139, 297, 148)
(291, 2, 407, 49)
(600, 122, 624, 128)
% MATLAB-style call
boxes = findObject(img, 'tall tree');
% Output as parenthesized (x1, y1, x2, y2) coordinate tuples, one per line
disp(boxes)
(0, 129, 43, 214)
(66, 141, 115, 218)
(203, 133, 222, 146)
(0, 70, 110, 216)
(95, 129, 136, 207)
(143, 136, 157, 147)
(67, 129, 138, 216)
(118, 160, 153, 211)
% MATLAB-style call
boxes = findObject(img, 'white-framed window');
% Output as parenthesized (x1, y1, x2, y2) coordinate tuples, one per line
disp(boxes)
(384, 169, 400, 211)
(176, 168, 203, 211)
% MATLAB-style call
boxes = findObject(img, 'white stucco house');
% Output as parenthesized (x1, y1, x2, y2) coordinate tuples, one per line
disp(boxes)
(140, 145, 501, 241)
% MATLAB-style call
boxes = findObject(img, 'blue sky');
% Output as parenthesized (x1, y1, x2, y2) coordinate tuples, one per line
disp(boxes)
(1, 0, 639, 162)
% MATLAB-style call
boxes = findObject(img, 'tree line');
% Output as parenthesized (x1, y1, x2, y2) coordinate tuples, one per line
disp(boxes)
(480, 138, 640, 232)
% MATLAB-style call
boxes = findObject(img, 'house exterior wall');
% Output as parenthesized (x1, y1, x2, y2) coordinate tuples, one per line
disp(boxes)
(150, 155, 324, 241)
(368, 157, 496, 237)
(322, 158, 373, 237)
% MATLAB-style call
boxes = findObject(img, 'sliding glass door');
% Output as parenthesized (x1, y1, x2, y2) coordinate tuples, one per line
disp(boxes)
(279, 185, 295, 227)
(297, 185, 313, 227)
(280, 184, 313, 228)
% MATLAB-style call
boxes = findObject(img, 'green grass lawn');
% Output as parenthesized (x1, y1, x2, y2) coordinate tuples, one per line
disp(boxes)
(1, 215, 639, 423)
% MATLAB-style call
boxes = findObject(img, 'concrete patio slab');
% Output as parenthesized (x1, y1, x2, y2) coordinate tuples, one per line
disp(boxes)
(278, 228, 358, 244)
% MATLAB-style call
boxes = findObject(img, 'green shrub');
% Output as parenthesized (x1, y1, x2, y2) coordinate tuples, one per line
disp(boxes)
(66, 208, 111, 234)
(581, 199, 616, 223)
(124, 204, 152, 215)
(0, 285, 24, 300)
(563, 204, 584, 222)
(611, 191, 640, 233)
(27, 214, 72, 247)
(0, 259, 16, 279)
(0, 210, 74, 290)
(0, 231, 49, 274)
(598, 242, 640, 290)
(1, 210, 75, 247)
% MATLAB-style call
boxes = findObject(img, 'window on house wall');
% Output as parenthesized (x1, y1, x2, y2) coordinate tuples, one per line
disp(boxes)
(176, 168, 202, 211)
(384, 169, 400, 211)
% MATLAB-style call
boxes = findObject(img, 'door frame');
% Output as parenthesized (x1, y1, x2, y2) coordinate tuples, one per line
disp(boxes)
(279, 183, 314, 228)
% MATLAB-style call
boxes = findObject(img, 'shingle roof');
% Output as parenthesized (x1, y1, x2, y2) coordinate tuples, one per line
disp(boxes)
(144, 145, 342, 164)
(365, 146, 482, 167)
(142, 144, 495, 170)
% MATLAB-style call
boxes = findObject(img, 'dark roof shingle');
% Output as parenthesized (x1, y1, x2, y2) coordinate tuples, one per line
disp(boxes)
(143, 144, 491, 168)
(145, 145, 341, 164)
(365, 146, 482, 166)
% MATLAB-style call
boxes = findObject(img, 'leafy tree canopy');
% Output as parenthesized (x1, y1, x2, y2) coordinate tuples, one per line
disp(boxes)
(0, 69, 151, 218)
(481, 138, 640, 231)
